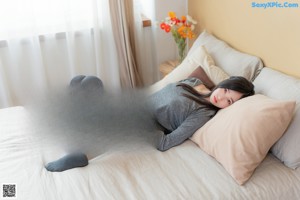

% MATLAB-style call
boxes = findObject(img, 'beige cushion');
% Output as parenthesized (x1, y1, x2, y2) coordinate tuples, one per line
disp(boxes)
(148, 45, 229, 94)
(190, 94, 296, 185)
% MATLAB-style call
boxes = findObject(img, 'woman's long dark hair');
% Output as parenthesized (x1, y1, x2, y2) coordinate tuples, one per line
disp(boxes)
(177, 76, 255, 110)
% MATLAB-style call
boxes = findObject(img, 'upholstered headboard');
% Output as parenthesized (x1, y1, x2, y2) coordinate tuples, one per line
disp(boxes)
(188, 0, 300, 78)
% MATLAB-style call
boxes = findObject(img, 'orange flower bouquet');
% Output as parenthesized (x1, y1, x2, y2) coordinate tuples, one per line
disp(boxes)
(160, 11, 197, 63)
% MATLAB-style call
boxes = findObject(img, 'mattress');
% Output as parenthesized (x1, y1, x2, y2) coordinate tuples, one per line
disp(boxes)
(1, 106, 300, 200)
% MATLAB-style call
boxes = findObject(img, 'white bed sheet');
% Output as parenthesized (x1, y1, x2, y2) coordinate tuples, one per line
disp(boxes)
(1, 106, 300, 200)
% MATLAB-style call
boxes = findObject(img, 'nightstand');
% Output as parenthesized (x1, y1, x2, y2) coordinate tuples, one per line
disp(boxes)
(159, 60, 180, 78)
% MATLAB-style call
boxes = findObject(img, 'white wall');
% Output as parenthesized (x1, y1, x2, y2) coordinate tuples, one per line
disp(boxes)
(138, 0, 187, 85)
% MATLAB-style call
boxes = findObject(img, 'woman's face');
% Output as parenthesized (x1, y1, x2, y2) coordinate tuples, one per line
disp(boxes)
(209, 88, 243, 109)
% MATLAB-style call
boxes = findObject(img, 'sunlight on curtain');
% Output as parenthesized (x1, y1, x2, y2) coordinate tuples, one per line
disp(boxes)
(0, 0, 94, 40)
(0, 0, 93, 39)
(0, 0, 123, 108)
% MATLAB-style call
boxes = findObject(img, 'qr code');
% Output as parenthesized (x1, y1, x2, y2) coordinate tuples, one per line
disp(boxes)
(2, 184, 16, 199)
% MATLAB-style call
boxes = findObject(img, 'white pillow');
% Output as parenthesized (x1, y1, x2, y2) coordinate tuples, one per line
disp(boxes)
(253, 67, 300, 169)
(188, 30, 263, 81)
(148, 45, 229, 94)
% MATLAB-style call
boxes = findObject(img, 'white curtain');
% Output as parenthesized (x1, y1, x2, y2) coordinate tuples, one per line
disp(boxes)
(0, 0, 146, 108)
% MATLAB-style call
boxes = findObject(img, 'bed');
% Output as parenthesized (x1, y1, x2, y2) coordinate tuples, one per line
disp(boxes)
(1, 31, 300, 200)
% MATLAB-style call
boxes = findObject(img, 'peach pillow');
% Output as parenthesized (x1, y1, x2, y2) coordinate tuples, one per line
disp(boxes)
(190, 94, 295, 185)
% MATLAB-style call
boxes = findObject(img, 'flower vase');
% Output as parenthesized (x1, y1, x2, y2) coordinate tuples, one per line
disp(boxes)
(172, 29, 187, 64)
(160, 11, 197, 64)
(177, 38, 186, 63)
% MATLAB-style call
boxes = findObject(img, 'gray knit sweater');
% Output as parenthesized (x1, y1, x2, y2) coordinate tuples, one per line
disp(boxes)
(150, 78, 217, 151)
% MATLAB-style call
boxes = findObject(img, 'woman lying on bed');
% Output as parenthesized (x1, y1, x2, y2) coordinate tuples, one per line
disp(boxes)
(45, 66, 255, 172)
